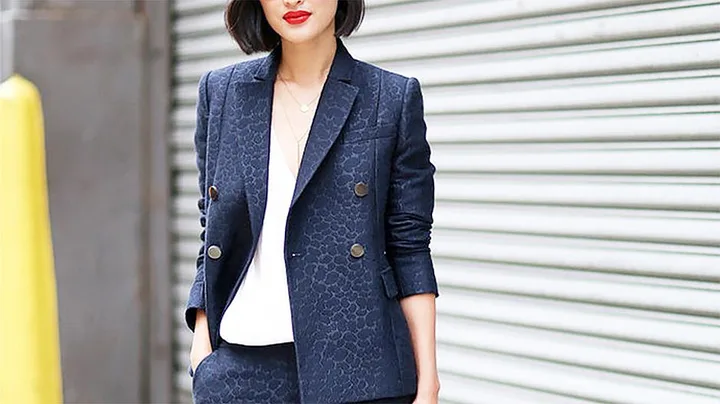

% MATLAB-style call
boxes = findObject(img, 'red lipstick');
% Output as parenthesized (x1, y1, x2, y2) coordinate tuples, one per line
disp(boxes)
(283, 10, 311, 25)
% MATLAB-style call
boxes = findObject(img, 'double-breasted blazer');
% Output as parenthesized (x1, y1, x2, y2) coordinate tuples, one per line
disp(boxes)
(185, 39, 439, 404)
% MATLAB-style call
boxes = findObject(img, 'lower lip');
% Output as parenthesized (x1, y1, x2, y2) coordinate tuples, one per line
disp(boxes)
(284, 14, 310, 25)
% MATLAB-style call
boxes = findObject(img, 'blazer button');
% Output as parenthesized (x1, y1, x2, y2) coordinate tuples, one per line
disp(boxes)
(208, 185, 219, 201)
(354, 182, 368, 197)
(350, 243, 365, 258)
(207, 245, 222, 260)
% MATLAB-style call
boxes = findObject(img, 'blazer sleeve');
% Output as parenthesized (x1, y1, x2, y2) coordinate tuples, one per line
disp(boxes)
(385, 77, 439, 299)
(184, 71, 211, 332)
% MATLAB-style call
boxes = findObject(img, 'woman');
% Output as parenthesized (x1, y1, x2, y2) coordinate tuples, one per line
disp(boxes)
(185, 0, 440, 403)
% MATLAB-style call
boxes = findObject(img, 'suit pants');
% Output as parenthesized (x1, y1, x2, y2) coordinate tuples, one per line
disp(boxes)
(192, 340, 416, 404)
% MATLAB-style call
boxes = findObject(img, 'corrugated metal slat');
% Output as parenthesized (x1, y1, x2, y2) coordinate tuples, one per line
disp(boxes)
(170, 0, 720, 402)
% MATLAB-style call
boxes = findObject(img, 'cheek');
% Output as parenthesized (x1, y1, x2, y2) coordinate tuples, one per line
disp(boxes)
(308, 0, 337, 29)
(263, 15, 289, 38)
(259, 2, 284, 28)
(323, 1, 338, 25)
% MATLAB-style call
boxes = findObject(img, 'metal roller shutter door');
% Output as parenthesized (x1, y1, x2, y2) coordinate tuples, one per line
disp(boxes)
(171, 1, 720, 402)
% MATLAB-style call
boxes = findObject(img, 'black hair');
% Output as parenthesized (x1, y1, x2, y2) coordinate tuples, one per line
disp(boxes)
(225, 0, 365, 55)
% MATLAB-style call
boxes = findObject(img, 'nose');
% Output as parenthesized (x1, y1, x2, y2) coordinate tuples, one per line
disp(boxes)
(283, 0, 303, 7)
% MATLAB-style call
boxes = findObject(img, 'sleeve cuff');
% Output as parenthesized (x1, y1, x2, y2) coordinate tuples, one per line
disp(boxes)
(391, 252, 439, 298)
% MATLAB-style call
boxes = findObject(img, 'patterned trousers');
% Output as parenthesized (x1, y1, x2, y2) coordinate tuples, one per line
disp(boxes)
(191, 340, 415, 404)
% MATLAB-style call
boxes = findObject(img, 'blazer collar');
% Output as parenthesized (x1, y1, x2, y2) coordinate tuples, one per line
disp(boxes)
(236, 37, 359, 241)
(252, 37, 356, 84)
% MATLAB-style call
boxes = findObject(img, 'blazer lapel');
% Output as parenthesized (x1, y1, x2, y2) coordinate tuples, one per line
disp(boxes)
(235, 39, 358, 238)
(291, 40, 358, 207)
(231, 81, 273, 240)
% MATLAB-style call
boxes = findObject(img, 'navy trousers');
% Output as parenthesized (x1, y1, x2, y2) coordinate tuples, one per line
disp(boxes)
(192, 341, 416, 404)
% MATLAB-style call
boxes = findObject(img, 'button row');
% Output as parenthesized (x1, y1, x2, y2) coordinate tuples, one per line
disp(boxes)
(209, 183, 366, 202)
(205, 244, 366, 260)
(203, 182, 369, 261)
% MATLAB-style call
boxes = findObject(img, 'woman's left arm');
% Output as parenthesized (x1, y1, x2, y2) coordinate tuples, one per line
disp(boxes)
(386, 77, 440, 403)
(401, 294, 440, 402)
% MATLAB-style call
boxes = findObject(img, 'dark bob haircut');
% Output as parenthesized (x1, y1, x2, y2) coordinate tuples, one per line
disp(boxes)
(225, 0, 365, 55)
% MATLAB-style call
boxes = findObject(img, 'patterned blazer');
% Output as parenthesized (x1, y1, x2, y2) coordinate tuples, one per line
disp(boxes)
(185, 38, 439, 403)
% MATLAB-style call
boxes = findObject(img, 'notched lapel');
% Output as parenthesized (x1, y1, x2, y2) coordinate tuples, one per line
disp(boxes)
(234, 39, 358, 224)
(291, 76, 359, 207)
(233, 80, 273, 241)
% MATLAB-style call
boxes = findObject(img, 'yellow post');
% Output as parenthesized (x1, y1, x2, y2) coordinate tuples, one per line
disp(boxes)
(0, 75, 64, 404)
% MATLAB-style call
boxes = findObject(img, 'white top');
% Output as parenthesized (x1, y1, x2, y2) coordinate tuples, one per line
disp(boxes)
(219, 127, 296, 345)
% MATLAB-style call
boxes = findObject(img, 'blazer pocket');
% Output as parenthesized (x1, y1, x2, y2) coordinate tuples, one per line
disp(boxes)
(380, 266, 399, 299)
(340, 123, 396, 144)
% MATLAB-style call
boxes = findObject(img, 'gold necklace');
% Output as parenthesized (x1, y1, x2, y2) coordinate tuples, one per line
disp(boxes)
(277, 73, 322, 113)
(278, 99, 312, 172)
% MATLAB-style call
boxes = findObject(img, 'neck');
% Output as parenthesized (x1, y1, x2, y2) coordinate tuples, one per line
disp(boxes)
(278, 33, 337, 85)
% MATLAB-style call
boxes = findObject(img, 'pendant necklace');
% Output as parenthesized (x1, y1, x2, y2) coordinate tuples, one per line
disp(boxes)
(278, 99, 311, 173)
(278, 73, 321, 113)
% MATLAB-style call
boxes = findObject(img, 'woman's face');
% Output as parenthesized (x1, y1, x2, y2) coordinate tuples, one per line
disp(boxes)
(260, 0, 338, 45)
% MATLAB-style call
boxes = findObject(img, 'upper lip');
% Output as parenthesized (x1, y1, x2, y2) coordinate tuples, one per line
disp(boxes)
(283, 10, 311, 19)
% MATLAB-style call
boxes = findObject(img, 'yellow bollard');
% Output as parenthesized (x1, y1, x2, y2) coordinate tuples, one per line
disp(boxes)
(0, 75, 63, 404)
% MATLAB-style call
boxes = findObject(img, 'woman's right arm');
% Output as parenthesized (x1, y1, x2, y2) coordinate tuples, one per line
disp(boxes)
(190, 310, 211, 373)
(187, 71, 213, 373)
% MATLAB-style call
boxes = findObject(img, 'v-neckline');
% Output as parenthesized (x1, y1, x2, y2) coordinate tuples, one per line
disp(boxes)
(270, 124, 299, 183)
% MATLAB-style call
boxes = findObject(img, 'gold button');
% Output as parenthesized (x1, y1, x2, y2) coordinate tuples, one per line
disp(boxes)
(350, 243, 365, 258)
(353, 182, 368, 197)
(208, 185, 219, 201)
(207, 245, 222, 259)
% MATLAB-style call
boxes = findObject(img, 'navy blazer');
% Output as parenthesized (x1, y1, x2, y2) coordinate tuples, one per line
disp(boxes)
(185, 39, 439, 403)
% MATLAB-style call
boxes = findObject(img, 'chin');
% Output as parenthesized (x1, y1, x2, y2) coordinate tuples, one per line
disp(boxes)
(281, 32, 317, 44)
(282, 29, 323, 44)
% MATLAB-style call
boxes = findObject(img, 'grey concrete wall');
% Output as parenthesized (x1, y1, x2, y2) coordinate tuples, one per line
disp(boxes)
(0, 3, 13, 80)
(144, 1, 173, 402)
(5, 1, 171, 402)
(30, 0, 135, 10)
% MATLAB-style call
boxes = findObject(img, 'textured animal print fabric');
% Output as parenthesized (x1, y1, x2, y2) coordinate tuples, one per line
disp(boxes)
(192, 341, 415, 404)
(186, 38, 437, 403)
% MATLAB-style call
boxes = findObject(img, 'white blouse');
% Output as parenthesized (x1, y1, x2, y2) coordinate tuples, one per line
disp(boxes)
(219, 127, 296, 345)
